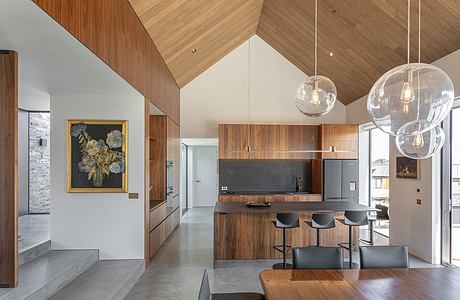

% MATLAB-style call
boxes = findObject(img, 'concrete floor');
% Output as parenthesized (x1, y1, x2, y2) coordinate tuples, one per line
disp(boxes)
(18, 214, 50, 253)
(126, 207, 437, 300)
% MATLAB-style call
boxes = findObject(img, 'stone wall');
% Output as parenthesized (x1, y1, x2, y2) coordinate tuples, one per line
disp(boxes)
(29, 112, 50, 213)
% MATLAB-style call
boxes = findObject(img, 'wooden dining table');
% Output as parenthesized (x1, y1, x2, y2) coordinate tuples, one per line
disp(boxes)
(260, 268, 460, 299)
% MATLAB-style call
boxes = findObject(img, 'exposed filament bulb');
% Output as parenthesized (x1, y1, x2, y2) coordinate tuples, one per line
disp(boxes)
(413, 132, 424, 149)
(401, 69, 415, 104)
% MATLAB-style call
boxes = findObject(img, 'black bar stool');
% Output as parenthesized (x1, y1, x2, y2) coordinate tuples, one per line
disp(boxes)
(337, 210, 368, 269)
(305, 211, 336, 247)
(359, 211, 377, 246)
(272, 212, 299, 270)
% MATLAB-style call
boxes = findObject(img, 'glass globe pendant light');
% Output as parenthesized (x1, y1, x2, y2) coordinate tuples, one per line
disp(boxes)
(296, 0, 337, 117)
(396, 125, 445, 159)
(367, 0, 454, 137)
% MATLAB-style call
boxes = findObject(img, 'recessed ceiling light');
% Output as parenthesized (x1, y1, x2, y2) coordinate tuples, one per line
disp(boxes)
(192, 48, 197, 53)
(329, 52, 334, 57)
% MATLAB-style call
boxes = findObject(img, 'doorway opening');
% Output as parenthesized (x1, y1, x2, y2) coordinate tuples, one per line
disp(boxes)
(18, 110, 50, 253)
(182, 139, 219, 209)
(368, 127, 390, 237)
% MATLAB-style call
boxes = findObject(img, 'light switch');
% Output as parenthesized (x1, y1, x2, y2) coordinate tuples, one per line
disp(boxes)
(417, 199, 422, 205)
(129, 193, 139, 200)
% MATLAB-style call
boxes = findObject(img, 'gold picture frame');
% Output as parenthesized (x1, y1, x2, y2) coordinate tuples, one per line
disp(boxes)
(67, 120, 128, 193)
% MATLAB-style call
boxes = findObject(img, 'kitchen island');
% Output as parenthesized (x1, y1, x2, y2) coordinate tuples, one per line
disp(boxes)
(214, 201, 375, 260)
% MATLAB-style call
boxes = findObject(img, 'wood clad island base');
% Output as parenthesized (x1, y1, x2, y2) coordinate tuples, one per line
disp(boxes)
(214, 202, 373, 260)
(260, 269, 460, 300)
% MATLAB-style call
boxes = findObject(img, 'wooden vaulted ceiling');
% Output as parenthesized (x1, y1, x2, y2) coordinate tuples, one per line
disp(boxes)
(129, 0, 460, 104)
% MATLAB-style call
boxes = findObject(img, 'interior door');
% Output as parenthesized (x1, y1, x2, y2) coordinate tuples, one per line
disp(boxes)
(194, 146, 218, 207)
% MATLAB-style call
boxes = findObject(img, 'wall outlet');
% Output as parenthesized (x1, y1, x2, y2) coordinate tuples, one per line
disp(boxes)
(128, 193, 139, 200)
(221, 186, 228, 191)
(416, 198, 422, 205)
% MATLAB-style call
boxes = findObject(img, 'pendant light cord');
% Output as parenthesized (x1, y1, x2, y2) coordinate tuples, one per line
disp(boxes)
(314, 0, 318, 76)
(407, 0, 410, 64)
(248, 39, 251, 124)
(418, 0, 421, 63)
(416, 0, 421, 125)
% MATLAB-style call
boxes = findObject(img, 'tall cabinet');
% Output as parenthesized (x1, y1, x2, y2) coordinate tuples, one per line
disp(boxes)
(148, 115, 180, 258)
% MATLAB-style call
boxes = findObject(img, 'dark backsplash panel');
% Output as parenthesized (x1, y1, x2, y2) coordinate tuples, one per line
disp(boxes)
(219, 160, 312, 193)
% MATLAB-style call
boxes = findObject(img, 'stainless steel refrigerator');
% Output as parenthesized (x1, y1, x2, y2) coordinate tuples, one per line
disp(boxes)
(323, 159, 359, 202)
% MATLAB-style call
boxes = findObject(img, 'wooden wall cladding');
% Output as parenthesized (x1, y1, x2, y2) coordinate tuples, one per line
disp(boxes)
(33, 0, 180, 124)
(214, 211, 358, 260)
(0, 50, 18, 288)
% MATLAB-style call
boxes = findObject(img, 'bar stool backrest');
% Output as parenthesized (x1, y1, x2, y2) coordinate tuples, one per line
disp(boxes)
(275, 213, 300, 228)
(344, 210, 368, 226)
(311, 212, 335, 228)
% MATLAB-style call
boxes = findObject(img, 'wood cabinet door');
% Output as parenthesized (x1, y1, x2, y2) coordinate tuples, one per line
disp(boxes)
(250, 125, 285, 159)
(285, 125, 319, 159)
(319, 124, 359, 159)
(218, 124, 250, 159)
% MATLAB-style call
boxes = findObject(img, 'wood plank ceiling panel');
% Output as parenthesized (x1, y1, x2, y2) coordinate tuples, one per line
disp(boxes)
(257, 0, 460, 104)
(129, 0, 264, 88)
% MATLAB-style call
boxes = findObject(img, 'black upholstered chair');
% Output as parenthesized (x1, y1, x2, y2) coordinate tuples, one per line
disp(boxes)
(337, 210, 369, 269)
(272, 213, 300, 269)
(198, 270, 265, 300)
(305, 211, 336, 247)
(292, 246, 343, 270)
(359, 245, 409, 269)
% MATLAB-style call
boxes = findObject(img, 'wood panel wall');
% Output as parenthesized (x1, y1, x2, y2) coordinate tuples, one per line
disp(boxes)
(0, 50, 18, 288)
(33, 0, 180, 124)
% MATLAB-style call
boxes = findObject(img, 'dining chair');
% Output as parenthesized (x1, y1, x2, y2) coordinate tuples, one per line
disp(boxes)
(198, 269, 265, 300)
(292, 246, 343, 270)
(359, 245, 409, 269)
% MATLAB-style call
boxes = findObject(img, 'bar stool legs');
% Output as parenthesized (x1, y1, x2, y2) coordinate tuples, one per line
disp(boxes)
(316, 228, 320, 247)
(348, 225, 353, 269)
(273, 228, 292, 269)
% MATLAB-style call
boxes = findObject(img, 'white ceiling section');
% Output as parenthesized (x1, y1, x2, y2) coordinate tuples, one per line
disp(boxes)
(0, 0, 141, 111)
(180, 35, 346, 138)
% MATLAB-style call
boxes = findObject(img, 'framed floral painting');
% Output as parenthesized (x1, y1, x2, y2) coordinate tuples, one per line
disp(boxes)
(67, 120, 128, 192)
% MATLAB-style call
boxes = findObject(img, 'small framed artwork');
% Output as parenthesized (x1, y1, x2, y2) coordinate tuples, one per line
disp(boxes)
(67, 120, 128, 193)
(396, 156, 419, 180)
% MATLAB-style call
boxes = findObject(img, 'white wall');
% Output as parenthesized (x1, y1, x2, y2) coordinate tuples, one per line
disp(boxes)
(180, 35, 346, 138)
(50, 94, 145, 259)
(388, 138, 441, 263)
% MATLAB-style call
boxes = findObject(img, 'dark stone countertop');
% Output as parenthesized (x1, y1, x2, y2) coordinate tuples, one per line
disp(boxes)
(214, 201, 376, 214)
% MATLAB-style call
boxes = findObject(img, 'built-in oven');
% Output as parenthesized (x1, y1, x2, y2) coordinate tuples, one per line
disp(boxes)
(166, 160, 174, 210)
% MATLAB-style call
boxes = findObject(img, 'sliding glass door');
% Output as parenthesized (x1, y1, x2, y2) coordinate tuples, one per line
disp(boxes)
(369, 128, 390, 237)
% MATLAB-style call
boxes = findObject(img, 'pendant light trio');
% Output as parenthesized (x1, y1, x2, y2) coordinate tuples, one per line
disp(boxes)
(295, 0, 455, 159)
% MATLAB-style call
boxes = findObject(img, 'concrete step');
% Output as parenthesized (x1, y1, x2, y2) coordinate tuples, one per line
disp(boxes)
(19, 240, 51, 266)
(0, 249, 98, 300)
(50, 260, 144, 300)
